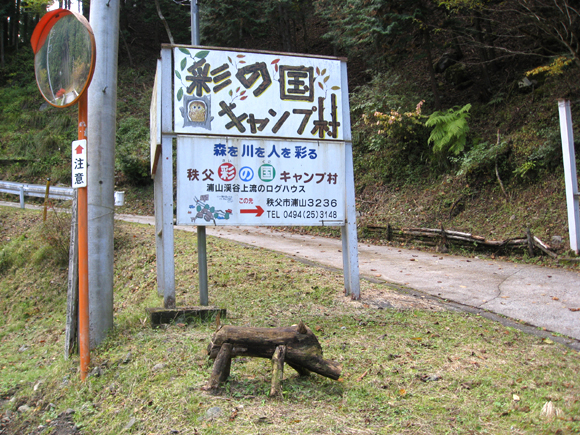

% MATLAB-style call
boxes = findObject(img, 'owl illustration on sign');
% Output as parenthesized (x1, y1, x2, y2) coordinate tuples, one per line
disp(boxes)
(188, 100, 207, 122)
(180, 95, 213, 129)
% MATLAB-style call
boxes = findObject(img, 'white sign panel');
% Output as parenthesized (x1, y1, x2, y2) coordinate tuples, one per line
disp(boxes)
(176, 136, 345, 226)
(72, 139, 87, 188)
(173, 47, 345, 141)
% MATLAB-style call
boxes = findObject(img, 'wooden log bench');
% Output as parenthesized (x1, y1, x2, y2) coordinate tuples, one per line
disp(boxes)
(205, 321, 342, 396)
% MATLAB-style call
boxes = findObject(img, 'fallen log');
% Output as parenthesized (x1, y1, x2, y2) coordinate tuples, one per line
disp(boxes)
(534, 236, 558, 258)
(206, 321, 341, 391)
(364, 224, 559, 257)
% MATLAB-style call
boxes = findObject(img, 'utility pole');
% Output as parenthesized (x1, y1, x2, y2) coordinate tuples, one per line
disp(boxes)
(87, 0, 120, 348)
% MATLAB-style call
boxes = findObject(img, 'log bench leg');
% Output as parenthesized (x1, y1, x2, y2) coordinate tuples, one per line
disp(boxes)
(270, 345, 286, 397)
(207, 343, 232, 390)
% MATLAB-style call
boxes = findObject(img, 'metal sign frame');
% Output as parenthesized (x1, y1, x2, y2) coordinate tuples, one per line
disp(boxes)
(151, 45, 360, 305)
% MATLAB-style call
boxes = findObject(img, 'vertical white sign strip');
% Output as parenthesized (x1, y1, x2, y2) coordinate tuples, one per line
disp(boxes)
(72, 139, 87, 188)
(558, 99, 580, 254)
(176, 136, 346, 226)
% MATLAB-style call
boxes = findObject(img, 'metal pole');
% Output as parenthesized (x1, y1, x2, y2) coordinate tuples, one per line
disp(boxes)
(77, 93, 90, 380)
(191, 0, 200, 46)
(198, 225, 208, 306)
(87, 0, 120, 348)
(159, 47, 176, 309)
(191, 0, 209, 305)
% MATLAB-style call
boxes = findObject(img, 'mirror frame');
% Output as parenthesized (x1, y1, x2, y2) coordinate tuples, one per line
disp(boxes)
(31, 9, 96, 109)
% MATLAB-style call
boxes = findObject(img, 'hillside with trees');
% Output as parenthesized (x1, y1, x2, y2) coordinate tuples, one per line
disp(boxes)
(1, 0, 579, 258)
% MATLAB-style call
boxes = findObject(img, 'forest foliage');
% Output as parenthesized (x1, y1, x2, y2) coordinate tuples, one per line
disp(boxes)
(0, 0, 578, 188)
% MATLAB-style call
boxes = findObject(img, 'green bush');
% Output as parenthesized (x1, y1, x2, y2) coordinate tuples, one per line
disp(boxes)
(453, 139, 510, 181)
(116, 116, 152, 186)
(351, 72, 431, 184)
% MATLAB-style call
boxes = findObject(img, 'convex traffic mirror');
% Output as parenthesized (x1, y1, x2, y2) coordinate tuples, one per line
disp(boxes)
(31, 9, 96, 108)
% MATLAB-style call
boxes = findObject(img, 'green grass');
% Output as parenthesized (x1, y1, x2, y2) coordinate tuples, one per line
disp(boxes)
(1, 206, 579, 434)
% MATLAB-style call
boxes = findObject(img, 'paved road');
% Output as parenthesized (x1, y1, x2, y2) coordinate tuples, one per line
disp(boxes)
(115, 214, 580, 346)
(3, 201, 579, 346)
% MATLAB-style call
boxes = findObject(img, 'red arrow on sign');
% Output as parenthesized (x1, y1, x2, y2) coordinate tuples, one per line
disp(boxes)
(240, 205, 264, 217)
(75, 144, 84, 154)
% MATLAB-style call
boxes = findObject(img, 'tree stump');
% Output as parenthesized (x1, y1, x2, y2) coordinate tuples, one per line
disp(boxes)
(205, 321, 341, 394)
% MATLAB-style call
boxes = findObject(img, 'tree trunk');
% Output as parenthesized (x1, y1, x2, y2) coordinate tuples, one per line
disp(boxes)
(278, 2, 292, 52)
(474, 13, 492, 90)
(13, 0, 21, 53)
(1, 19, 4, 69)
(301, 14, 309, 52)
(422, 28, 442, 111)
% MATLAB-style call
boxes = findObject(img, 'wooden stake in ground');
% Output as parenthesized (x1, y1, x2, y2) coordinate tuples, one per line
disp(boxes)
(65, 192, 79, 359)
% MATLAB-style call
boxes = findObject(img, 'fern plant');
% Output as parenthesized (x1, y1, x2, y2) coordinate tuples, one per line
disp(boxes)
(425, 104, 471, 155)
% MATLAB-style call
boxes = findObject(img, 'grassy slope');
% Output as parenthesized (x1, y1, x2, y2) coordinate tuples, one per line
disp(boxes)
(1, 206, 580, 434)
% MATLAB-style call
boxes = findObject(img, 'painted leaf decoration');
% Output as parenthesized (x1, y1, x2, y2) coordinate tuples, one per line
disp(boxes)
(196, 50, 210, 59)
(275, 64, 279, 73)
(175, 70, 182, 80)
(229, 89, 233, 96)
(228, 56, 233, 64)
(318, 82, 324, 90)
(321, 69, 327, 75)
(237, 54, 246, 58)
(271, 58, 280, 64)
(178, 48, 190, 55)
(316, 66, 320, 75)
(239, 61, 246, 64)
(240, 96, 248, 100)
(323, 75, 330, 83)
(236, 87, 240, 93)
(331, 86, 341, 90)
(177, 88, 183, 101)
(240, 90, 246, 96)
(180, 58, 187, 71)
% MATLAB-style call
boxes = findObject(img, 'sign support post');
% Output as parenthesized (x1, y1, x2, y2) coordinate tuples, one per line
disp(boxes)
(158, 47, 176, 308)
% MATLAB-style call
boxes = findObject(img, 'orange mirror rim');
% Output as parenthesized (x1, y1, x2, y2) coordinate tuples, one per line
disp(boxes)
(31, 9, 96, 108)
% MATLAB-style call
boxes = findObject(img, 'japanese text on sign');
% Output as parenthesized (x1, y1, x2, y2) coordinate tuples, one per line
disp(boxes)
(176, 137, 346, 226)
(173, 48, 344, 141)
(72, 139, 87, 188)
